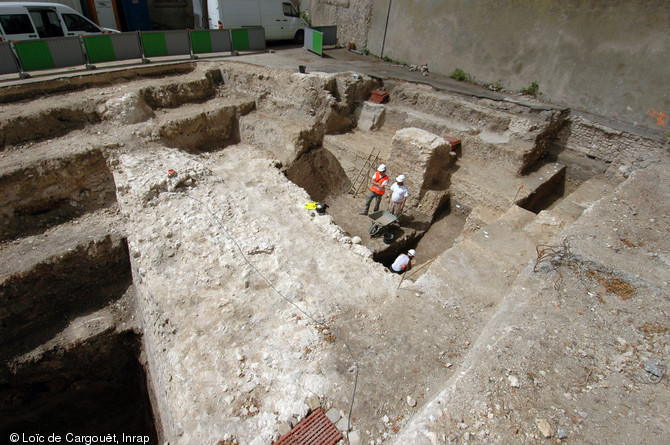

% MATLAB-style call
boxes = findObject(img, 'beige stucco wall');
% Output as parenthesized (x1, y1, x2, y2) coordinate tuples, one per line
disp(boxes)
(313, 0, 669, 136)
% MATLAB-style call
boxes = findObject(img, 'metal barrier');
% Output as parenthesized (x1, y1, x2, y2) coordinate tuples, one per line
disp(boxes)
(190, 29, 232, 55)
(230, 27, 266, 51)
(0, 42, 20, 74)
(311, 25, 337, 46)
(3, 26, 265, 78)
(83, 32, 143, 64)
(304, 27, 324, 56)
(13, 36, 86, 71)
(140, 30, 191, 58)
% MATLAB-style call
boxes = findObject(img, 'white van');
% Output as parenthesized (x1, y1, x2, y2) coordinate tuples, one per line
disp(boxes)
(207, 0, 308, 43)
(0, 2, 117, 42)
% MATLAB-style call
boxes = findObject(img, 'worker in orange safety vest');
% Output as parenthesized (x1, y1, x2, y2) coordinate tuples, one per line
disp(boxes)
(359, 164, 389, 215)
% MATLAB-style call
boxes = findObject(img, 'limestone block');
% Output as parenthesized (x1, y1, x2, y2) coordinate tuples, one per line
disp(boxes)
(357, 102, 386, 131)
(97, 92, 154, 124)
(416, 189, 450, 218)
(387, 127, 457, 217)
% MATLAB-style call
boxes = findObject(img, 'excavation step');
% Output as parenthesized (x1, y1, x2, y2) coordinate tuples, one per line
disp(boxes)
(382, 80, 568, 174)
(156, 96, 255, 152)
(139, 71, 221, 109)
(0, 143, 117, 242)
(450, 158, 566, 229)
(524, 175, 621, 240)
(0, 212, 129, 360)
(0, 62, 197, 105)
(0, 64, 225, 150)
(417, 205, 541, 307)
(393, 157, 670, 445)
(0, 102, 100, 150)
(239, 110, 325, 167)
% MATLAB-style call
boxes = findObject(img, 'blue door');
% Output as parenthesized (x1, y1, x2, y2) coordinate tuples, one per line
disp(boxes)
(117, 0, 152, 31)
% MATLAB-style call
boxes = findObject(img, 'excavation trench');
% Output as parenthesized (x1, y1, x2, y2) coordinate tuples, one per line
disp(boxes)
(0, 330, 157, 440)
(0, 61, 610, 444)
(283, 143, 579, 270)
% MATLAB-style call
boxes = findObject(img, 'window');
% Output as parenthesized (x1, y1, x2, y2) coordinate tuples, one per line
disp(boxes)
(0, 14, 35, 34)
(29, 10, 64, 37)
(62, 13, 100, 32)
(282, 2, 299, 17)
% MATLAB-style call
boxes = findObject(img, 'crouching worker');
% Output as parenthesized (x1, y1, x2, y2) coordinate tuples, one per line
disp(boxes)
(391, 249, 415, 274)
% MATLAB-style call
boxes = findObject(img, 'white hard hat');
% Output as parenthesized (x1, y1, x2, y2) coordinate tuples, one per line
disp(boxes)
(397, 175, 405, 182)
(378, 164, 386, 172)
(408, 249, 416, 257)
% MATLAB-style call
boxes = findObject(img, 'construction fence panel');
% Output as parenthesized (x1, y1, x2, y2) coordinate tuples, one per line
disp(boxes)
(304, 27, 323, 56)
(190, 29, 232, 54)
(311, 25, 337, 46)
(13, 36, 86, 71)
(84, 32, 143, 64)
(231, 27, 265, 51)
(141, 30, 190, 58)
(0, 42, 20, 74)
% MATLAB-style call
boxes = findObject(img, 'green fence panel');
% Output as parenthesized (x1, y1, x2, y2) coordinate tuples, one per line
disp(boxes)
(231, 29, 249, 51)
(84, 35, 116, 63)
(141, 32, 168, 57)
(13, 40, 55, 71)
(313, 32, 322, 54)
(304, 28, 324, 56)
(190, 30, 212, 54)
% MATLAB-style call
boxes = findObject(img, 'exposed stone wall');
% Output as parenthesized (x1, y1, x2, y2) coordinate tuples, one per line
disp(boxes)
(310, 0, 373, 49)
(557, 115, 669, 171)
(387, 127, 456, 217)
(313, 0, 670, 136)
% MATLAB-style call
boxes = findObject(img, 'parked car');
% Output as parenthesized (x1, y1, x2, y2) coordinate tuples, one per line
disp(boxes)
(0, 2, 117, 42)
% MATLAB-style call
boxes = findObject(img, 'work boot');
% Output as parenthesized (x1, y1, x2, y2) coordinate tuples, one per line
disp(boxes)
(358, 211, 368, 215)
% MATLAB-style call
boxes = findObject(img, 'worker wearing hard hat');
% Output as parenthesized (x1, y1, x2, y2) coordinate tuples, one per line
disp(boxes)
(391, 249, 415, 274)
(359, 164, 389, 216)
(388, 174, 408, 216)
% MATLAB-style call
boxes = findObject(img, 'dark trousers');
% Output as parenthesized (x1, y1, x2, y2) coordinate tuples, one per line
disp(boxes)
(363, 191, 383, 214)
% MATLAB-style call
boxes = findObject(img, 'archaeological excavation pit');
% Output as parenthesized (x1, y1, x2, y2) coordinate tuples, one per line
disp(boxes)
(1, 55, 664, 445)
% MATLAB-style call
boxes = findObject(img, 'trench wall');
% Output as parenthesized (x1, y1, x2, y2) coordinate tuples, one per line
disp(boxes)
(312, 0, 670, 137)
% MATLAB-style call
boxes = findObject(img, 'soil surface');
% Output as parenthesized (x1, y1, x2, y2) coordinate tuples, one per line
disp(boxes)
(1, 45, 668, 445)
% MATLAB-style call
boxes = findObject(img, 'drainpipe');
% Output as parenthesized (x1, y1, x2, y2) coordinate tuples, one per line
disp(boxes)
(380, 0, 392, 58)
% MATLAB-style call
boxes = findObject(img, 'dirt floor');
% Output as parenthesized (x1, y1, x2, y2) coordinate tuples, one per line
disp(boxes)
(1, 46, 669, 445)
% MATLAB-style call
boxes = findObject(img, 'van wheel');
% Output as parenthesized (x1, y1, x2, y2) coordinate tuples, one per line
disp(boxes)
(294, 30, 304, 45)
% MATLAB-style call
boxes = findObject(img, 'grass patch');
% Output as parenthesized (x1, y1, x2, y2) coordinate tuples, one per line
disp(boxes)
(449, 68, 471, 82)
(520, 81, 540, 96)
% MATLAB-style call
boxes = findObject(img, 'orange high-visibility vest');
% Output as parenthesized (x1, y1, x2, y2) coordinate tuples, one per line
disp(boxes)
(370, 171, 388, 195)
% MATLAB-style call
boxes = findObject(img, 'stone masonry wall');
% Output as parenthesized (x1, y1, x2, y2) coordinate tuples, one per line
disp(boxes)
(310, 0, 373, 50)
(313, 0, 670, 138)
(557, 115, 669, 172)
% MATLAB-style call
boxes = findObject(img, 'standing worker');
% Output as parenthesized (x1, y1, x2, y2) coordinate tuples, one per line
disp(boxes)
(359, 164, 389, 215)
(391, 249, 415, 274)
(388, 174, 408, 216)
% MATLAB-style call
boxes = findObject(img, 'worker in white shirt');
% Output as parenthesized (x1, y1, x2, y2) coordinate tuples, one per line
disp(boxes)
(391, 249, 415, 274)
(388, 174, 408, 216)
